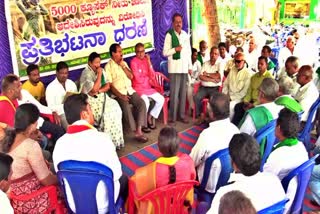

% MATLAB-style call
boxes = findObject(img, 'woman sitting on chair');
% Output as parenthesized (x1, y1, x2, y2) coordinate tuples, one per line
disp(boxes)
(80, 52, 124, 149)
(129, 127, 196, 213)
(1, 104, 60, 213)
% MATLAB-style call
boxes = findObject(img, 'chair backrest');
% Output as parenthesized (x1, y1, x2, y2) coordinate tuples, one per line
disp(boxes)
(254, 120, 277, 171)
(154, 72, 169, 93)
(9, 185, 61, 214)
(159, 60, 169, 77)
(200, 148, 232, 192)
(257, 198, 289, 214)
(298, 97, 320, 153)
(281, 155, 319, 214)
(57, 160, 117, 214)
(159, 60, 170, 91)
(134, 180, 198, 214)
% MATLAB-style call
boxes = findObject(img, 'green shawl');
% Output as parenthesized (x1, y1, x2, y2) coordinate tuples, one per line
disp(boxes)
(167, 29, 180, 60)
(272, 138, 298, 152)
(275, 96, 303, 113)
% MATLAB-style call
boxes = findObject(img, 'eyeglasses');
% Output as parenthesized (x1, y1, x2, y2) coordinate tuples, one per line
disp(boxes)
(235, 59, 244, 64)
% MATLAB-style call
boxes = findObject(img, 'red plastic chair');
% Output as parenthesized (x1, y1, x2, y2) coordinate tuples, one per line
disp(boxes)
(192, 79, 225, 121)
(192, 82, 209, 121)
(9, 185, 65, 214)
(153, 72, 170, 125)
(128, 180, 198, 214)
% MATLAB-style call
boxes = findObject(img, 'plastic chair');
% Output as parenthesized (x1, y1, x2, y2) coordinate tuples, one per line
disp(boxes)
(298, 97, 320, 154)
(254, 120, 277, 171)
(281, 154, 319, 214)
(159, 60, 170, 91)
(192, 82, 209, 121)
(57, 160, 124, 214)
(196, 148, 233, 204)
(128, 180, 198, 214)
(257, 198, 289, 214)
(9, 185, 64, 214)
(153, 72, 170, 125)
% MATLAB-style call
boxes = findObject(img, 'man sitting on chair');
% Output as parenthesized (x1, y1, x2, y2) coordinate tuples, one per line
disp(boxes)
(194, 47, 223, 124)
(53, 94, 127, 213)
(263, 108, 308, 212)
(239, 78, 283, 136)
(294, 65, 319, 123)
(130, 43, 164, 130)
(190, 92, 239, 196)
(208, 133, 286, 213)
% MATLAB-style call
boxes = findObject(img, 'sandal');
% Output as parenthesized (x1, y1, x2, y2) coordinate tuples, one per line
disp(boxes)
(142, 127, 151, 133)
(148, 121, 156, 130)
(134, 135, 148, 143)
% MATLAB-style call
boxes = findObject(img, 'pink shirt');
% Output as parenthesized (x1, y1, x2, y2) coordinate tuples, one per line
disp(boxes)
(130, 56, 158, 96)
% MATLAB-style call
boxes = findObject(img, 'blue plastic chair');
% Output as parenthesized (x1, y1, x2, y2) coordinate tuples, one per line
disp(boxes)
(254, 120, 277, 171)
(159, 60, 170, 91)
(57, 160, 124, 214)
(281, 155, 319, 214)
(298, 97, 320, 154)
(196, 148, 232, 204)
(257, 198, 289, 214)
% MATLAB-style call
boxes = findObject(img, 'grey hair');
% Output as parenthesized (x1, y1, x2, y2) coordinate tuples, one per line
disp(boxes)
(259, 78, 279, 101)
(278, 76, 294, 95)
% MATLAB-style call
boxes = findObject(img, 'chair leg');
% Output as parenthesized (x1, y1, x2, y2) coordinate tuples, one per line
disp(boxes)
(163, 99, 169, 125)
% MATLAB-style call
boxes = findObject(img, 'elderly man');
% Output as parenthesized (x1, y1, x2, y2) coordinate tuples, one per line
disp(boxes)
(190, 92, 239, 197)
(197, 40, 210, 65)
(278, 36, 298, 68)
(245, 38, 259, 73)
(294, 65, 319, 122)
(275, 76, 303, 113)
(239, 78, 283, 136)
(194, 47, 222, 124)
(105, 43, 149, 143)
(277, 56, 300, 96)
(130, 43, 164, 129)
(163, 13, 192, 125)
(46, 61, 78, 129)
(222, 52, 252, 120)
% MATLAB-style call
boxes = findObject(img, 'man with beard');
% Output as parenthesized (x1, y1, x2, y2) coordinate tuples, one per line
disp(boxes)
(22, 64, 46, 104)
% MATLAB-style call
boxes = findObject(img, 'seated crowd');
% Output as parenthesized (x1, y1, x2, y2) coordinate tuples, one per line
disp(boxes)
(0, 13, 319, 213)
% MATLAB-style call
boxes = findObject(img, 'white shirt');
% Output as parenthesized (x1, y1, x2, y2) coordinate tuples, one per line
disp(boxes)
(19, 89, 53, 128)
(264, 141, 308, 213)
(218, 54, 232, 71)
(0, 190, 13, 214)
(294, 81, 319, 121)
(200, 61, 223, 87)
(207, 172, 286, 214)
(46, 78, 78, 115)
(163, 30, 192, 74)
(199, 51, 210, 64)
(240, 102, 284, 136)
(245, 49, 259, 72)
(278, 47, 299, 69)
(52, 120, 122, 214)
(222, 66, 252, 102)
(190, 118, 240, 193)
(188, 60, 201, 85)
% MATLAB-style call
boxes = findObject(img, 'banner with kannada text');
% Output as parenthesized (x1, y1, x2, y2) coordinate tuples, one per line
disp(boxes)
(5, 0, 154, 78)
